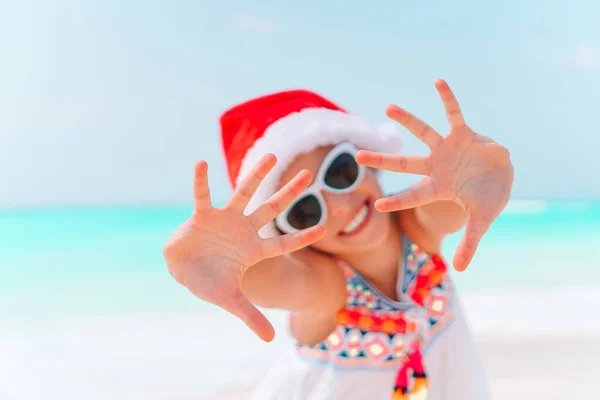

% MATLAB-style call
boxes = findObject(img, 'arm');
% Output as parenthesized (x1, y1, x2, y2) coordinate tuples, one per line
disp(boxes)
(241, 250, 347, 345)
(241, 251, 346, 313)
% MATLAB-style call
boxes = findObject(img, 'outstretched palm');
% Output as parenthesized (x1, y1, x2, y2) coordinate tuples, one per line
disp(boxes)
(163, 155, 324, 342)
(356, 80, 513, 271)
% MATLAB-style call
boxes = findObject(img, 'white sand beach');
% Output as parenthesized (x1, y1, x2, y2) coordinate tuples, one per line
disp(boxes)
(2, 288, 599, 400)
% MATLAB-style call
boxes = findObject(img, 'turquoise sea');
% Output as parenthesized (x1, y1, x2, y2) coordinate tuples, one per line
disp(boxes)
(1, 199, 599, 318)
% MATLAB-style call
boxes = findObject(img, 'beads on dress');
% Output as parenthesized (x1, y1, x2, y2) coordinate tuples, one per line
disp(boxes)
(407, 254, 448, 307)
(336, 309, 417, 335)
(297, 245, 453, 400)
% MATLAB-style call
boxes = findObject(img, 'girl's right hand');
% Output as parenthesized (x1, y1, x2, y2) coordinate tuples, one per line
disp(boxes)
(163, 154, 325, 342)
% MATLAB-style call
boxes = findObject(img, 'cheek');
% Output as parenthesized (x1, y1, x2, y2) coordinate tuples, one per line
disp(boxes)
(358, 172, 384, 198)
(321, 216, 341, 240)
(311, 236, 344, 255)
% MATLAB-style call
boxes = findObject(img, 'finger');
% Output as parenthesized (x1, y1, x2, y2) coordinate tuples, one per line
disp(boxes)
(249, 169, 313, 229)
(193, 161, 212, 211)
(385, 105, 443, 149)
(221, 290, 276, 342)
(261, 225, 325, 259)
(227, 154, 277, 213)
(452, 214, 491, 271)
(435, 79, 465, 127)
(355, 151, 431, 176)
(375, 181, 438, 212)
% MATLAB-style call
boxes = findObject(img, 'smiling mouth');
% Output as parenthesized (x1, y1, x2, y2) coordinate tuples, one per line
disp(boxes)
(339, 200, 372, 236)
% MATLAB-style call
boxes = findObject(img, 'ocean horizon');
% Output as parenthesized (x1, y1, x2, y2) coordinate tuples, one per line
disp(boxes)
(1, 198, 599, 318)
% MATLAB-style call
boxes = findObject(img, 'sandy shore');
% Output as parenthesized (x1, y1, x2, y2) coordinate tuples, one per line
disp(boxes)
(2, 307, 598, 400)
(208, 335, 600, 400)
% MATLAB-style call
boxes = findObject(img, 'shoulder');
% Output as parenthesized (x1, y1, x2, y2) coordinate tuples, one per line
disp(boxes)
(395, 208, 443, 255)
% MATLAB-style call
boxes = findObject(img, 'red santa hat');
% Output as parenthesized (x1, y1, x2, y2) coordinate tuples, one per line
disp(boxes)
(219, 89, 402, 238)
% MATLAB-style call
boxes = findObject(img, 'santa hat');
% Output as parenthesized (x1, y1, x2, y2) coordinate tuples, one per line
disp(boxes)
(219, 89, 402, 238)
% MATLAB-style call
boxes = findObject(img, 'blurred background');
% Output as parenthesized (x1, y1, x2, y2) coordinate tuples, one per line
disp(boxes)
(1, 1, 599, 399)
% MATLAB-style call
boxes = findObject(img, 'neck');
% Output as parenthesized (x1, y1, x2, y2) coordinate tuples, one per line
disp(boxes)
(340, 214, 402, 300)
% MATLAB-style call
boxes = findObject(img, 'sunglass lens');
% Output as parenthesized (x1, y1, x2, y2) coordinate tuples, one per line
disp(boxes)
(324, 153, 359, 189)
(287, 194, 322, 230)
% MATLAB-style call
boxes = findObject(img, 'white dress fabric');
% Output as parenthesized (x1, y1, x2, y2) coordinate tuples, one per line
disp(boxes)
(251, 236, 491, 400)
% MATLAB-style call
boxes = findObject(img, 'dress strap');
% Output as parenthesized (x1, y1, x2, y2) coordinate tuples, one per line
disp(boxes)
(395, 234, 413, 299)
(334, 257, 357, 280)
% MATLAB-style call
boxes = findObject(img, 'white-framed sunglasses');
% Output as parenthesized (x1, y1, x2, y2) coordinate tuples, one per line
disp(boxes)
(274, 142, 366, 234)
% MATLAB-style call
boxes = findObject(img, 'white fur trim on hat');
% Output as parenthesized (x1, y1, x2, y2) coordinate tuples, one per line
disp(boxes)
(236, 107, 402, 238)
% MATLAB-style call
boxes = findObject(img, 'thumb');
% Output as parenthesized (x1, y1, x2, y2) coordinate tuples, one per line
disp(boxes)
(453, 214, 489, 272)
(221, 291, 276, 342)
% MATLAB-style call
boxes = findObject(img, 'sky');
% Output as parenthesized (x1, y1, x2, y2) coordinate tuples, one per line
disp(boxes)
(1, 0, 599, 207)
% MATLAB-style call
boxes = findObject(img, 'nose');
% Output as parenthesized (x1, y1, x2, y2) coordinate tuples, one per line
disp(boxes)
(323, 192, 353, 218)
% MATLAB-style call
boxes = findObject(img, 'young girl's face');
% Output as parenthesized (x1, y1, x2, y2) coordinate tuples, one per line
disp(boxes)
(277, 144, 394, 256)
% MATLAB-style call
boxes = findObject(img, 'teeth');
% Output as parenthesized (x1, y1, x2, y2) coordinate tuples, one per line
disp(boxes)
(342, 205, 369, 234)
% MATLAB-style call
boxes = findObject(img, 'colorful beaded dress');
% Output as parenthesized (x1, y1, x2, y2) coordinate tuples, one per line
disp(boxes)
(251, 236, 491, 400)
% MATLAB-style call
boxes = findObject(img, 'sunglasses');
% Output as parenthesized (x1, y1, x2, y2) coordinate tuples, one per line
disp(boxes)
(274, 142, 366, 234)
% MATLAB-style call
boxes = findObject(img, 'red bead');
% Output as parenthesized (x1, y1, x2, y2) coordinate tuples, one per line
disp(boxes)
(412, 293, 424, 306)
(429, 269, 444, 286)
(432, 255, 447, 272)
(358, 315, 374, 330)
(336, 309, 350, 325)
(372, 316, 382, 331)
(381, 319, 396, 334)
(415, 274, 429, 288)
(411, 288, 429, 306)
(395, 319, 407, 333)
(348, 311, 360, 325)
(416, 287, 429, 301)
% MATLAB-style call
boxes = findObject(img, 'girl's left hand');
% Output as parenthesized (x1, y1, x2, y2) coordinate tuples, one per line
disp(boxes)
(356, 79, 514, 272)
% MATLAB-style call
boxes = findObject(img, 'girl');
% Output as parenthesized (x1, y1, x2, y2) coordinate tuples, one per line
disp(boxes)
(164, 80, 513, 399)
